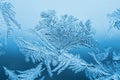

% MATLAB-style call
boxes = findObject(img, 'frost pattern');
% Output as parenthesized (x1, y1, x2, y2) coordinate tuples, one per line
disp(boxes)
(0, 0, 20, 45)
(86, 48, 120, 80)
(4, 63, 45, 80)
(35, 10, 97, 52)
(1, 1, 120, 80)
(3, 10, 98, 80)
(14, 36, 93, 78)
(108, 9, 120, 30)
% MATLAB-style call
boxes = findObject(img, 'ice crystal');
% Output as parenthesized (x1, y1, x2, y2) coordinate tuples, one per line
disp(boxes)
(2, 1, 120, 80)
(108, 9, 120, 30)
(5, 10, 98, 79)
(0, 0, 21, 45)
(14, 36, 92, 78)
(35, 10, 97, 52)
(2, 9, 99, 79)
(86, 48, 120, 80)
(4, 63, 45, 80)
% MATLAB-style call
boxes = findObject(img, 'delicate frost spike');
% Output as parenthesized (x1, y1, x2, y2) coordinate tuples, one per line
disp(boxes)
(15, 37, 58, 64)
(85, 20, 91, 29)
(3, 67, 19, 80)
(29, 29, 58, 55)
(35, 10, 97, 52)
(89, 48, 110, 62)
(44, 59, 53, 77)
(4, 63, 45, 80)
(39, 76, 45, 80)
(114, 21, 120, 30)
(85, 67, 110, 80)
(52, 53, 71, 75)
(40, 10, 56, 18)
(0, 0, 21, 29)
(112, 51, 120, 60)
(108, 9, 120, 30)
(52, 52, 90, 75)
(15, 38, 46, 63)
(15, 37, 58, 77)
(86, 48, 120, 80)
(68, 55, 88, 73)
(0, 0, 21, 45)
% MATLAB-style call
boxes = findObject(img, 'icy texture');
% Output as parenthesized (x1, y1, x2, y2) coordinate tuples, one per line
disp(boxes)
(4, 63, 45, 80)
(15, 36, 93, 78)
(1, 1, 120, 80)
(0, 0, 20, 45)
(86, 48, 120, 80)
(108, 9, 120, 30)
(3, 9, 98, 80)
(35, 10, 97, 52)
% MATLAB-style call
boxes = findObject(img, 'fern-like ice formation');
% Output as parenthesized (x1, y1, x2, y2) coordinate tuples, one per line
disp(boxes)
(35, 10, 97, 51)
(0, 0, 21, 45)
(2, 1, 120, 80)
(3, 9, 98, 80)
(86, 48, 120, 80)
(108, 9, 120, 30)
(4, 63, 45, 80)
